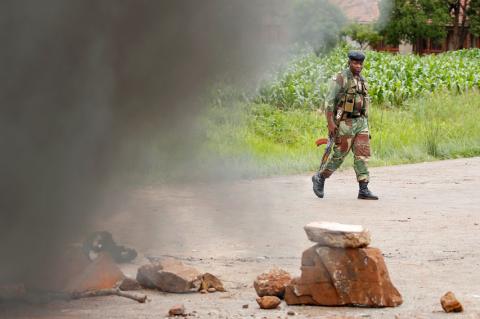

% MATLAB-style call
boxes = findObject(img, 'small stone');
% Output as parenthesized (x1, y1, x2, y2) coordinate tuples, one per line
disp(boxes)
(168, 304, 186, 316)
(287, 310, 295, 315)
(200, 289, 207, 294)
(118, 277, 142, 291)
(200, 273, 225, 292)
(254, 268, 292, 298)
(242, 304, 249, 309)
(440, 291, 463, 313)
(256, 296, 281, 309)
(304, 221, 371, 248)
(207, 287, 216, 293)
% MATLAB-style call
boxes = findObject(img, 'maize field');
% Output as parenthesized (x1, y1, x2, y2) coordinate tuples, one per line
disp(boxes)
(258, 46, 480, 109)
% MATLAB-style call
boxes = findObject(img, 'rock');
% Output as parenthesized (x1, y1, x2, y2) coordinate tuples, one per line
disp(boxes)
(304, 221, 371, 248)
(440, 291, 463, 313)
(168, 304, 186, 316)
(287, 310, 295, 315)
(119, 277, 142, 291)
(285, 245, 402, 307)
(200, 289, 207, 294)
(254, 268, 292, 299)
(256, 296, 281, 309)
(64, 252, 125, 293)
(136, 258, 201, 293)
(200, 273, 225, 292)
(242, 304, 249, 309)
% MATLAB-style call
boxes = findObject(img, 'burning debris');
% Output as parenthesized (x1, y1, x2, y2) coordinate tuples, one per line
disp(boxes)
(440, 291, 463, 313)
(83, 231, 137, 263)
(284, 221, 403, 307)
(0, 232, 147, 305)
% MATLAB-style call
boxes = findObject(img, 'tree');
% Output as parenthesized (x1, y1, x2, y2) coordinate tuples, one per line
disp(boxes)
(467, 0, 480, 37)
(469, 0, 480, 36)
(377, 0, 450, 53)
(291, 0, 347, 56)
(378, 0, 480, 52)
(342, 23, 383, 49)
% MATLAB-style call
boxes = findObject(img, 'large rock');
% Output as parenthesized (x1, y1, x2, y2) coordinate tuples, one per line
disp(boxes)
(254, 268, 292, 298)
(285, 245, 402, 307)
(136, 258, 201, 293)
(304, 221, 371, 248)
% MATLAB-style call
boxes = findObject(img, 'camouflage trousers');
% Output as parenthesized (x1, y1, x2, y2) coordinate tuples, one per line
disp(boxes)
(320, 116, 370, 182)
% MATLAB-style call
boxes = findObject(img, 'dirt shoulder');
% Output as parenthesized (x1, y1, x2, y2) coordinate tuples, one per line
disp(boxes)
(2, 158, 480, 318)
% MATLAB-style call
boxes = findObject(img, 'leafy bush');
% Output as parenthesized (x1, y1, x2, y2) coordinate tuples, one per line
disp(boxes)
(204, 90, 480, 176)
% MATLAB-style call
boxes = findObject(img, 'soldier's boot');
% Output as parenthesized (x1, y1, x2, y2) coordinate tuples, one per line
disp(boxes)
(358, 181, 378, 200)
(312, 173, 326, 198)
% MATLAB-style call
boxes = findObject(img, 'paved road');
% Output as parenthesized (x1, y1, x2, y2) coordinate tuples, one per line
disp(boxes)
(3, 158, 480, 318)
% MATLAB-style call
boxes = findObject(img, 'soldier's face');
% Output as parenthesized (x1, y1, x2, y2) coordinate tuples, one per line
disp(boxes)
(349, 60, 363, 75)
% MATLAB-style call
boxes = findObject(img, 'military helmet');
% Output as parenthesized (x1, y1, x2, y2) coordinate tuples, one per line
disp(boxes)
(348, 51, 365, 62)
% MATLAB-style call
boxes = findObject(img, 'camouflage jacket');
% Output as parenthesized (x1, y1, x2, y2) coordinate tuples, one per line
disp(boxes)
(325, 68, 369, 117)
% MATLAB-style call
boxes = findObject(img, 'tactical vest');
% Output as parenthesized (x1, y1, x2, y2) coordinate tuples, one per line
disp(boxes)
(335, 71, 367, 116)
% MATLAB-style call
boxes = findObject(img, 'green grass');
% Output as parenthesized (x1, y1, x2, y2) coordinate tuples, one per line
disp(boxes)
(204, 90, 480, 176)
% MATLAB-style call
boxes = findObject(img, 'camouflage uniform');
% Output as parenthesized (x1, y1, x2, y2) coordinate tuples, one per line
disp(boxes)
(320, 68, 371, 182)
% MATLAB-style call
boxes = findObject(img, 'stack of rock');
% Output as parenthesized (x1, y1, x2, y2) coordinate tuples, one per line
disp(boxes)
(285, 221, 403, 308)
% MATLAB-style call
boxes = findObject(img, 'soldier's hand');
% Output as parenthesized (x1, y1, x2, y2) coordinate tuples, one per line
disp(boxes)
(328, 122, 337, 136)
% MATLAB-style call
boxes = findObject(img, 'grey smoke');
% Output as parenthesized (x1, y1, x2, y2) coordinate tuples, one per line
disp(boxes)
(0, 0, 290, 287)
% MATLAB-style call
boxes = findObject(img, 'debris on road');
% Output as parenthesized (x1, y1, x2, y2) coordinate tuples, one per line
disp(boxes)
(254, 268, 292, 299)
(65, 252, 125, 293)
(118, 277, 142, 291)
(70, 288, 147, 303)
(440, 291, 463, 313)
(83, 231, 137, 263)
(168, 304, 186, 316)
(137, 258, 225, 295)
(200, 273, 225, 292)
(285, 222, 402, 307)
(256, 296, 281, 309)
(304, 221, 371, 248)
(137, 258, 202, 293)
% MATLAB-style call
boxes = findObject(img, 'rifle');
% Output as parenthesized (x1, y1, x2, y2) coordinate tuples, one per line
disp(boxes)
(315, 107, 344, 172)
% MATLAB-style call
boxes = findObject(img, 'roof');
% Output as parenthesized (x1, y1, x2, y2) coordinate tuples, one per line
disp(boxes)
(331, 0, 380, 24)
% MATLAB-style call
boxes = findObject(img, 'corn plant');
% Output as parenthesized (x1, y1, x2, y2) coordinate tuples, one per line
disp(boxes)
(258, 47, 480, 109)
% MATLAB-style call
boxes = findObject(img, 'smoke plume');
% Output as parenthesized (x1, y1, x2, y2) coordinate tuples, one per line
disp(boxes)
(0, 0, 289, 286)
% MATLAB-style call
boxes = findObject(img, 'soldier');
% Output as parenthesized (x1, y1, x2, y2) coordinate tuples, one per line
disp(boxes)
(312, 51, 378, 200)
